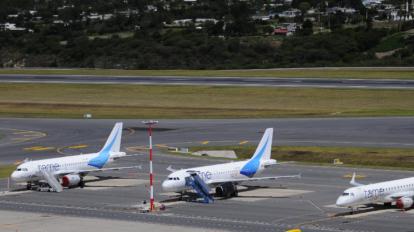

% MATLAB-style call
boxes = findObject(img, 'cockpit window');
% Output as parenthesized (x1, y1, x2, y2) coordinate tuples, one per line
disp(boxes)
(22, 168, 28, 171)
(168, 177, 173, 180)
(342, 192, 350, 196)
(17, 168, 22, 171)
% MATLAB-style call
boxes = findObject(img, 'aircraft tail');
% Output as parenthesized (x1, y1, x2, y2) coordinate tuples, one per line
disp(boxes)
(350, 172, 364, 187)
(88, 122, 123, 169)
(99, 122, 123, 153)
(250, 128, 273, 161)
(240, 128, 274, 177)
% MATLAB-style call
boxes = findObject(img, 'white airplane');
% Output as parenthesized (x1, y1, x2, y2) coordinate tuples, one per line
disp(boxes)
(11, 122, 137, 192)
(162, 128, 300, 199)
(336, 173, 414, 210)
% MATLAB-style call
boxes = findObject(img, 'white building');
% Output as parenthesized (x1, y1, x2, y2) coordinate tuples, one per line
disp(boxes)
(278, 9, 301, 18)
(0, 23, 26, 31)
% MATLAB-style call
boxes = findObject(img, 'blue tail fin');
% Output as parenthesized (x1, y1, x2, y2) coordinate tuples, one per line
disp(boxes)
(240, 128, 273, 177)
(99, 122, 123, 153)
(88, 122, 123, 168)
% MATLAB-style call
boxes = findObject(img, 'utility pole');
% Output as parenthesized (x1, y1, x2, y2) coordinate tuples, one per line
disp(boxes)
(143, 120, 158, 211)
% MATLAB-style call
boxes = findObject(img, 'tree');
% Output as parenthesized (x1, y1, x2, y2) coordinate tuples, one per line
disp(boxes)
(301, 19, 313, 35)
(298, 2, 311, 17)
(224, 1, 257, 36)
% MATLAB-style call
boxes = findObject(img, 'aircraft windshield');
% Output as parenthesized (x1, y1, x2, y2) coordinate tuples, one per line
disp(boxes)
(342, 192, 350, 196)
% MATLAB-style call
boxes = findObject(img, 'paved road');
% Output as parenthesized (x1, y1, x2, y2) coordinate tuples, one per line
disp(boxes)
(1, 74, 414, 89)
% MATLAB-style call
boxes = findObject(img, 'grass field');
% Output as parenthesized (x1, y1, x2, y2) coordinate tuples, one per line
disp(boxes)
(0, 165, 15, 179)
(1, 68, 414, 79)
(190, 145, 414, 170)
(0, 83, 413, 118)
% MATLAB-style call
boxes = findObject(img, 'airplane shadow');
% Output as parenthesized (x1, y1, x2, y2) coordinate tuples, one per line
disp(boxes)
(86, 175, 121, 182)
(160, 185, 291, 203)
(10, 176, 126, 191)
(82, 176, 138, 188)
(333, 204, 400, 217)
(217, 185, 290, 200)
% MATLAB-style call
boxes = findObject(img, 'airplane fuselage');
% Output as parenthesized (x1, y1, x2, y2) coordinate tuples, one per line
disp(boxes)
(162, 159, 269, 192)
(11, 151, 125, 182)
(336, 177, 414, 207)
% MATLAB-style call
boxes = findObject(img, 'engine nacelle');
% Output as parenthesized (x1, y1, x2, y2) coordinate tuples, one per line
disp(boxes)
(61, 174, 81, 187)
(396, 197, 414, 210)
(215, 182, 237, 198)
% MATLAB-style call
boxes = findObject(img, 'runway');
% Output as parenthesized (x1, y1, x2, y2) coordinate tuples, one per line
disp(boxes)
(1, 117, 414, 163)
(1, 74, 414, 89)
(0, 118, 414, 232)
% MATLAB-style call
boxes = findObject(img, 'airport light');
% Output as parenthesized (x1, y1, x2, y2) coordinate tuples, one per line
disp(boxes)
(142, 120, 158, 211)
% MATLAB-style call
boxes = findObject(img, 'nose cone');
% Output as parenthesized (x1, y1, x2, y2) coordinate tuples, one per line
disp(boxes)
(336, 196, 347, 207)
(162, 180, 172, 191)
(10, 171, 19, 181)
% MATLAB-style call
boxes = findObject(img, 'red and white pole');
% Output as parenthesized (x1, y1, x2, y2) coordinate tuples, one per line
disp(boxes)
(149, 125, 154, 211)
(143, 120, 158, 212)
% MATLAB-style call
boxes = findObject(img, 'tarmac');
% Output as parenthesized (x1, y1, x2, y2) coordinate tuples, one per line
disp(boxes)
(0, 118, 414, 232)
(0, 210, 224, 232)
(1, 74, 414, 89)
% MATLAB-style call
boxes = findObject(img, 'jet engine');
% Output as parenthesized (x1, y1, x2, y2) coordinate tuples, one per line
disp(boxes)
(215, 182, 237, 198)
(396, 197, 413, 210)
(61, 174, 81, 187)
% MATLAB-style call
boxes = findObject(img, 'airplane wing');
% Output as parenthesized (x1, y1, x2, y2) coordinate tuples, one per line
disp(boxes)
(56, 166, 141, 176)
(206, 174, 301, 185)
(40, 170, 63, 192)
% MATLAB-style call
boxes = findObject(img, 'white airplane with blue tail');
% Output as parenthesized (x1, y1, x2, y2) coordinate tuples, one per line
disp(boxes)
(336, 173, 414, 211)
(162, 128, 300, 200)
(11, 122, 138, 192)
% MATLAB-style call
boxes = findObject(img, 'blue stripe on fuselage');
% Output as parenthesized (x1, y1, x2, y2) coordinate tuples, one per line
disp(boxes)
(88, 128, 119, 169)
(239, 135, 269, 177)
